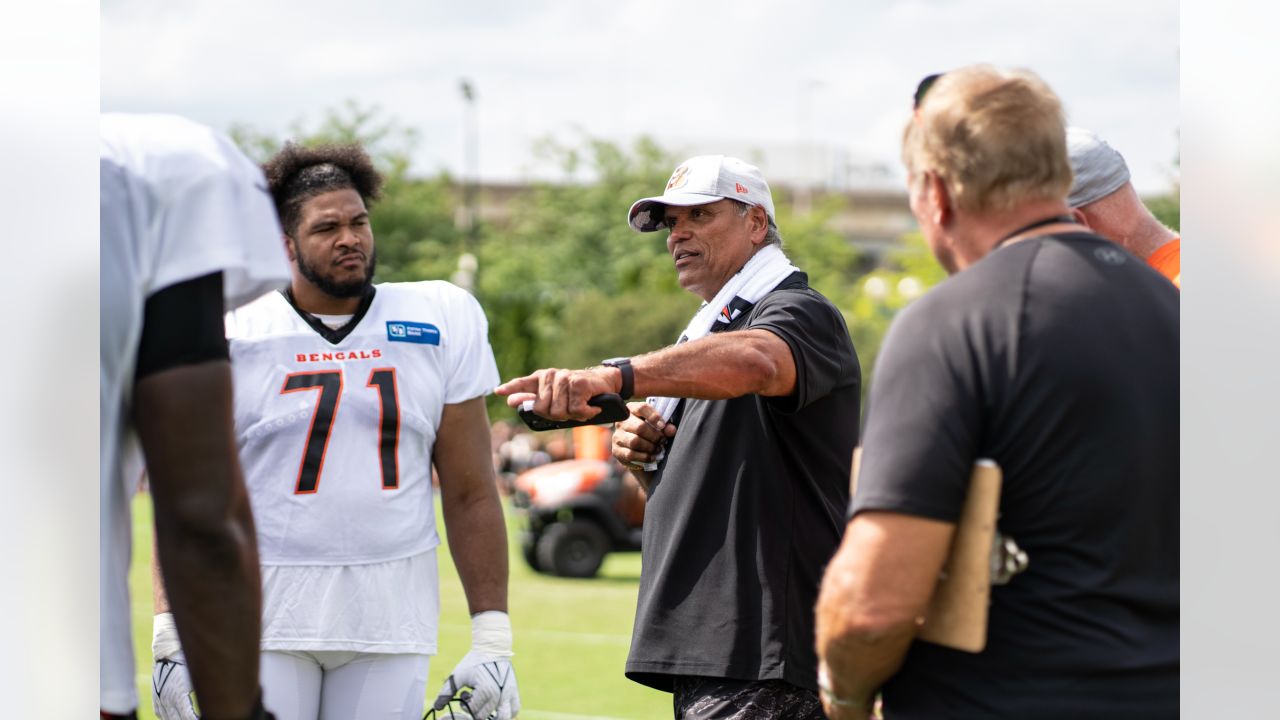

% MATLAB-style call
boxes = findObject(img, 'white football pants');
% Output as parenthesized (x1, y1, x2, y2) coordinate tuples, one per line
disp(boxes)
(261, 650, 430, 720)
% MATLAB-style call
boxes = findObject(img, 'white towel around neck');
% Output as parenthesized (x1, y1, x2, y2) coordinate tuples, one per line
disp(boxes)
(641, 243, 799, 471)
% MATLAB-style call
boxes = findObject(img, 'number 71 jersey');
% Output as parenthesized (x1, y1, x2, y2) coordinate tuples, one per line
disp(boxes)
(226, 281, 499, 565)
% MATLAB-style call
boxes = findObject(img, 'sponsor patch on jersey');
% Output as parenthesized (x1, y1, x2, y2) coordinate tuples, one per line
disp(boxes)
(387, 321, 440, 345)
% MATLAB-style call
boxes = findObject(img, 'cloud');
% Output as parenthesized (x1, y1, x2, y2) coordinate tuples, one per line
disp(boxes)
(102, 0, 1179, 192)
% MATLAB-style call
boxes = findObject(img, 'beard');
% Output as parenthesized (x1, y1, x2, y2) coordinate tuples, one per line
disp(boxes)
(296, 247, 377, 298)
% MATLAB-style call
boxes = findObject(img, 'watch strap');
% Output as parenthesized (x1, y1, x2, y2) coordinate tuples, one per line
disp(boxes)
(602, 357, 634, 400)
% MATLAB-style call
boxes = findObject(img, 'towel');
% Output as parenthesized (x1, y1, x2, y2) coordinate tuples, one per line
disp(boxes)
(641, 243, 799, 470)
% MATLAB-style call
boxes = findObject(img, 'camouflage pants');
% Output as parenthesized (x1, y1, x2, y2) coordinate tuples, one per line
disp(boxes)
(672, 676, 826, 720)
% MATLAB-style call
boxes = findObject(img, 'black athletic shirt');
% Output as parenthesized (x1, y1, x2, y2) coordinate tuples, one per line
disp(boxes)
(852, 233, 1179, 719)
(625, 272, 861, 693)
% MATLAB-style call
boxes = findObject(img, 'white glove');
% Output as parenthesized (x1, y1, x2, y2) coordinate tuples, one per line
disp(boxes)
(152, 613, 199, 720)
(432, 611, 520, 720)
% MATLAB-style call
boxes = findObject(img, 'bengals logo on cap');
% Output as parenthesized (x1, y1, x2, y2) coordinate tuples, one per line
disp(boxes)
(667, 165, 691, 190)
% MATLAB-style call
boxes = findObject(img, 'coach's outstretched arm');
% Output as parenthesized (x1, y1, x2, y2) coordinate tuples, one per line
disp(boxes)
(496, 329, 795, 492)
(496, 328, 797, 421)
(431, 395, 521, 720)
(137, 362, 265, 720)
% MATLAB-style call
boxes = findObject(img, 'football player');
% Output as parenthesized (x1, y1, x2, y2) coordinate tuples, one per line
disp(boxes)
(101, 113, 289, 720)
(151, 142, 520, 720)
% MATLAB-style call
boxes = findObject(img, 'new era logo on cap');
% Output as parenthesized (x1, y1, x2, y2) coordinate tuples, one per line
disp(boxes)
(628, 155, 777, 233)
(667, 166, 692, 190)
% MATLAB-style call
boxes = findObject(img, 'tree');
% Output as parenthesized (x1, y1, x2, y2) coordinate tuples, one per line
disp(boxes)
(842, 233, 947, 399)
(227, 104, 945, 416)
(471, 136, 690, 386)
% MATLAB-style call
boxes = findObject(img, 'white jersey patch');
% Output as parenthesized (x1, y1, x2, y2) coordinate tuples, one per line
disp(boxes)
(227, 281, 499, 566)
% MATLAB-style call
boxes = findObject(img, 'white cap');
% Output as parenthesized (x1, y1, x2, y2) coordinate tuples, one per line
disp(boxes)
(1066, 127, 1131, 208)
(628, 155, 776, 232)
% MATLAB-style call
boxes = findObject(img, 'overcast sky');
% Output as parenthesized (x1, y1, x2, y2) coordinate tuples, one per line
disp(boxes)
(102, 0, 1179, 194)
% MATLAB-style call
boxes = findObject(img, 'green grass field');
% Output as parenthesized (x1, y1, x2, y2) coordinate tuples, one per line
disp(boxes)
(129, 494, 670, 719)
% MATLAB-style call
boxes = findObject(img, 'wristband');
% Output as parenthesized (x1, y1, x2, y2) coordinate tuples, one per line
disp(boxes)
(152, 612, 182, 660)
(470, 610, 514, 657)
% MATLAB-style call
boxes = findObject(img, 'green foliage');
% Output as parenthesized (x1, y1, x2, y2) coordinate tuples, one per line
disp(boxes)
(554, 291, 699, 369)
(471, 136, 689, 391)
(1145, 193, 1180, 232)
(774, 194, 867, 309)
(229, 100, 418, 174)
(226, 103, 951, 416)
(374, 173, 464, 282)
(841, 233, 947, 398)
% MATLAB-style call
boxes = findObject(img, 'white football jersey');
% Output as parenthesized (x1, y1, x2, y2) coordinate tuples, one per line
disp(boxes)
(259, 549, 440, 653)
(226, 281, 499, 566)
(99, 113, 289, 713)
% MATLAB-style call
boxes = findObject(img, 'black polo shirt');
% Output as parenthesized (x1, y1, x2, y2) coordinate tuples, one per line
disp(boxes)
(625, 272, 861, 693)
(852, 233, 1179, 718)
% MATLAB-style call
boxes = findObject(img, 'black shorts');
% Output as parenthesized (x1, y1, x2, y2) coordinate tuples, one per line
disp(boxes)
(672, 676, 825, 720)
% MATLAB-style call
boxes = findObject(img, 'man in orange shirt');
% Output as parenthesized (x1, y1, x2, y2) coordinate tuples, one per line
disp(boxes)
(1067, 127, 1180, 288)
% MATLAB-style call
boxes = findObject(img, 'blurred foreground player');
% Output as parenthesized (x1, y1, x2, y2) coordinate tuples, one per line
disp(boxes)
(101, 113, 290, 719)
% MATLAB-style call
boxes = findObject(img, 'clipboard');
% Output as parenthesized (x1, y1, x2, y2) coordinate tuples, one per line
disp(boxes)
(849, 449, 1002, 653)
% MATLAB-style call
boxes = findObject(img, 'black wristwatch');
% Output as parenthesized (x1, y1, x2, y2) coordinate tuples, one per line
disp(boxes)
(601, 357, 634, 400)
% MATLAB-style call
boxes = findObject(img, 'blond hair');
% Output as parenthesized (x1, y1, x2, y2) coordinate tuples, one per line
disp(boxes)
(902, 65, 1072, 214)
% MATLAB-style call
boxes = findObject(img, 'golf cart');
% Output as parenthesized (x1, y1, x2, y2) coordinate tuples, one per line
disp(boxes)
(510, 428, 646, 578)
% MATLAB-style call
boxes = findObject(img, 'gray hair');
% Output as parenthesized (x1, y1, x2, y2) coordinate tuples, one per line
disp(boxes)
(732, 200, 783, 247)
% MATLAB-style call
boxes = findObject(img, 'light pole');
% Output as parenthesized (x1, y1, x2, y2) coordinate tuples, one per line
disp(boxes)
(451, 252, 478, 293)
(796, 79, 824, 214)
(459, 79, 479, 257)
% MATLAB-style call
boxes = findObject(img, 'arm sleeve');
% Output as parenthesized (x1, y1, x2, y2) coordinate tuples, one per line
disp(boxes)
(444, 288, 501, 404)
(748, 289, 860, 414)
(135, 271, 229, 379)
(849, 301, 983, 523)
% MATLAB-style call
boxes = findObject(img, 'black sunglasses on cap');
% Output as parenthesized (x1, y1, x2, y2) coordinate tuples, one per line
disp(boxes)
(913, 73, 944, 110)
